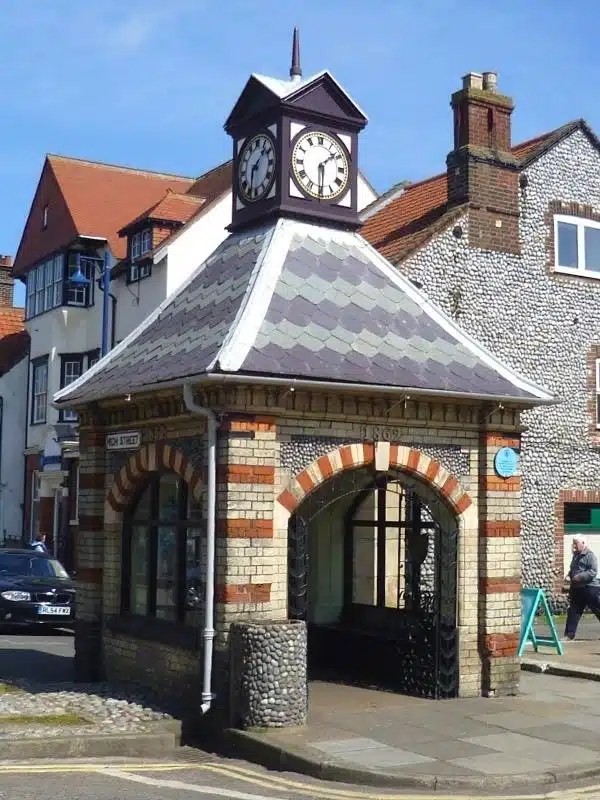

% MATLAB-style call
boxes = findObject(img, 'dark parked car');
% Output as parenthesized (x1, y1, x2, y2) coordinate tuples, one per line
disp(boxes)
(0, 550, 75, 627)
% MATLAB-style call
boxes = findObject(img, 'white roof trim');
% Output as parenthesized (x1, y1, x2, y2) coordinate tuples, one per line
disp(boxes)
(252, 69, 368, 121)
(213, 220, 287, 371)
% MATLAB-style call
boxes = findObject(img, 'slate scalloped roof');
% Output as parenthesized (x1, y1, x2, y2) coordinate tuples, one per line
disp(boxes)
(55, 219, 552, 409)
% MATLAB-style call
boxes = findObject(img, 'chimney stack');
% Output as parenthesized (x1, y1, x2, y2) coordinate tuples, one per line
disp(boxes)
(446, 71, 520, 254)
(0, 256, 14, 307)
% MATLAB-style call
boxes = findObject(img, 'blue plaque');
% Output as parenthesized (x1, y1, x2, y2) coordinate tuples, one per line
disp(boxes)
(494, 447, 518, 478)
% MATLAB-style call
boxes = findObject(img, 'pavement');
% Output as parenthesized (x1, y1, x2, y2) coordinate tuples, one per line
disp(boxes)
(223, 618, 600, 794)
(8, 622, 600, 794)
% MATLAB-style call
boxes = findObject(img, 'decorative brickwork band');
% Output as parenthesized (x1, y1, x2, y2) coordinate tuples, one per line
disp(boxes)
(479, 577, 521, 594)
(484, 632, 520, 658)
(222, 415, 276, 433)
(216, 583, 271, 603)
(216, 519, 273, 538)
(216, 465, 275, 484)
(481, 521, 520, 537)
(277, 442, 473, 517)
(107, 442, 203, 512)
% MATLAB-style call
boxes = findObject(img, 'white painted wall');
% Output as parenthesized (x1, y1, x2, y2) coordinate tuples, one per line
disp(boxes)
(357, 173, 378, 213)
(163, 194, 232, 297)
(0, 356, 27, 541)
(113, 258, 167, 343)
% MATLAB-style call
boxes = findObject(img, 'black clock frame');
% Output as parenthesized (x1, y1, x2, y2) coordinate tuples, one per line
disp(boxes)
(236, 131, 278, 204)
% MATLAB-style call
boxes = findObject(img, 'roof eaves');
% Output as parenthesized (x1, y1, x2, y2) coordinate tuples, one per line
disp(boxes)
(388, 203, 468, 265)
(518, 119, 589, 168)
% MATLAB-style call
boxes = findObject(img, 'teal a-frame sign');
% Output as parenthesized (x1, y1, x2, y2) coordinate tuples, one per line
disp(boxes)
(518, 587, 563, 657)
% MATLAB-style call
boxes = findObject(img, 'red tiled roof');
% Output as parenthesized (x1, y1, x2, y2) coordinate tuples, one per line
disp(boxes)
(0, 310, 28, 375)
(149, 161, 233, 255)
(13, 156, 196, 276)
(119, 191, 204, 234)
(361, 129, 558, 263)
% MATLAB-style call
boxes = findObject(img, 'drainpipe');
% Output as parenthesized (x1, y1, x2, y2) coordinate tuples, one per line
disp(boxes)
(182, 381, 216, 714)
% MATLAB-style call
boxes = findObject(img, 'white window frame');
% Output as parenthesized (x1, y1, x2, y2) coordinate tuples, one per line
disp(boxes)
(35, 266, 45, 315)
(30, 471, 40, 540)
(67, 257, 92, 307)
(61, 356, 82, 422)
(53, 255, 63, 306)
(131, 229, 152, 262)
(128, 261, 151, 283)
(32, 360, 48, 425)
(141, 228, 152, 254)
(26, 270, 36, 318)
(555, 214, 600, 279)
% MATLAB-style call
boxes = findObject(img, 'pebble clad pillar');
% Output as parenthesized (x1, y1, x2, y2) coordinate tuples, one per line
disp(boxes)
(229, 620, 307, 729)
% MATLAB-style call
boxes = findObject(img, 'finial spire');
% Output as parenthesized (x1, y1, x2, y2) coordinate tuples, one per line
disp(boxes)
(290, 27, 302, 81)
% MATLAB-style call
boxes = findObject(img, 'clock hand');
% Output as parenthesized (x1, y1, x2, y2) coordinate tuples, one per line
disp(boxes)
(317, 163, 325, 197)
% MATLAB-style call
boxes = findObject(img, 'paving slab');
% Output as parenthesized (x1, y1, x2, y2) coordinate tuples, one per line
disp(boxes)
(223, 659, 600, 792)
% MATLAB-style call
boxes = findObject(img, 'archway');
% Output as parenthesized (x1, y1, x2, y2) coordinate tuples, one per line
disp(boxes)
(107, 442, 203, 513)
(278, 444, 474, 700)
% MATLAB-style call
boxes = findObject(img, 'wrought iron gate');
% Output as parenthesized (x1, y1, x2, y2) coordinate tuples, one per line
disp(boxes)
(288, 468, 459, 699)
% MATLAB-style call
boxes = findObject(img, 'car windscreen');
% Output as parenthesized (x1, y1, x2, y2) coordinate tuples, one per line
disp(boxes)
(0, 554, 69, 579)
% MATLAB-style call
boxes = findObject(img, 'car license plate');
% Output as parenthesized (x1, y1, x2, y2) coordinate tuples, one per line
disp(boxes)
(37, 606, 71, 616)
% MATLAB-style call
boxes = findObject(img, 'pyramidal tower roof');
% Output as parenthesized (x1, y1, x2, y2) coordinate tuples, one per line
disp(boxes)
(55, 218, 553, 408)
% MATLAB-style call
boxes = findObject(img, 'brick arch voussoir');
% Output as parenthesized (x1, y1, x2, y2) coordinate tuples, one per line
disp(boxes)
(106, 443, 204, 513)
(276, 442, 473, 518)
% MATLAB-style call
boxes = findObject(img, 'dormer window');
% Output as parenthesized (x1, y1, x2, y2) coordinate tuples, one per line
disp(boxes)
(130, 229, 152, 261)
(555, 215, 600, 277)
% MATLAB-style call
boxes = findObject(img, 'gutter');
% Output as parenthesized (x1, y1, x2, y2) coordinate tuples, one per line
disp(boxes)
(192, 371, 556, 407)
(182, 381, 217, 715)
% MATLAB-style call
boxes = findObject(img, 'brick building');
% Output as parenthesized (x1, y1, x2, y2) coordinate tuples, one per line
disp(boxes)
(361, 71, 600, 607)
(55, 53, 551, 722)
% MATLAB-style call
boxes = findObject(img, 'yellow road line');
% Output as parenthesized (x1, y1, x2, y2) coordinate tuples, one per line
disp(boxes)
(0, 762, 211, 774)
(199, 762, 553, 800)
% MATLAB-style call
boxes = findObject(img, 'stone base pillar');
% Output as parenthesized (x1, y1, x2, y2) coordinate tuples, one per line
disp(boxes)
(74, 620, 103, 682)
(229, 620, 307, 729)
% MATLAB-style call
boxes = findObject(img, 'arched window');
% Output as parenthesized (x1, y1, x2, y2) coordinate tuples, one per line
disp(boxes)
(122, 471, 204, 624)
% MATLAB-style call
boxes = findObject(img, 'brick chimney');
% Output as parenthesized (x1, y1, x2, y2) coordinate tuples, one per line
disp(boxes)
(0, 256, 13, 307)
(446, 72, 520, 254)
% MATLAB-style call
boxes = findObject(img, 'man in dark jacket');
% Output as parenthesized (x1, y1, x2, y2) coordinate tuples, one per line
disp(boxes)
(565, 536, 600, 640)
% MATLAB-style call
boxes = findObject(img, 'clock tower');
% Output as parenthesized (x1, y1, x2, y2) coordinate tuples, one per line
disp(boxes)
(225, 29, 368, 233)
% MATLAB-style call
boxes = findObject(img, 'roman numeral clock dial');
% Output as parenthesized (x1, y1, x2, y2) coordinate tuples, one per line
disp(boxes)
(292, 130, 349, 201)
(237, 133, 277, 203)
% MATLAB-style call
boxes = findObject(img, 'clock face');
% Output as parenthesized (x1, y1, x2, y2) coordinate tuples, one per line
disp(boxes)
(237, 133, 276, 203)
(291, 130, 349, 201)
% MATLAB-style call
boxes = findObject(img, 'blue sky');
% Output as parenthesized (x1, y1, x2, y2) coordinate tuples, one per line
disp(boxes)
(4, 0, 600, 306)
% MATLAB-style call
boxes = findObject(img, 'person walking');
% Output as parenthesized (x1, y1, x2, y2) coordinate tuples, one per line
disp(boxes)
(564, 536, 600, 640)
(30, 532, 48, 553)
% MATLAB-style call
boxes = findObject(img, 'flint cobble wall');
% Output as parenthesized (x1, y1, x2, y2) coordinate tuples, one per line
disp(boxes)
(395, 128, 600, 608)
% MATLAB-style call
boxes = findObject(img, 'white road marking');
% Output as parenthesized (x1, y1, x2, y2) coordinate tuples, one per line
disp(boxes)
(101, 767, 291, 800)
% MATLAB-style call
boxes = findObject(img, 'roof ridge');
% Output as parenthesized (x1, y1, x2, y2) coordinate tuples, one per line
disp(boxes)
(47, 154, 196, 182)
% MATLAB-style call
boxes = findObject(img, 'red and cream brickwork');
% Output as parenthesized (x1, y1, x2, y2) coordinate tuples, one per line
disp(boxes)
(477, 433, 522, 695)
(74, 390, 526, 703)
